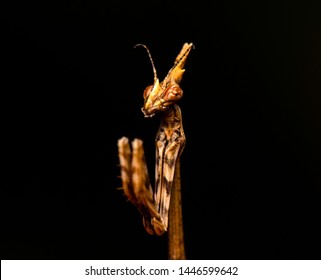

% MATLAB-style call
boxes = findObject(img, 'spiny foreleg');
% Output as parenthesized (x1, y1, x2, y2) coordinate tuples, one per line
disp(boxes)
(117, 137, 165, 235)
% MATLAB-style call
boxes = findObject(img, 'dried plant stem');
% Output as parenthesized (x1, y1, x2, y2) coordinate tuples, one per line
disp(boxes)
(168, 160, 186, 260)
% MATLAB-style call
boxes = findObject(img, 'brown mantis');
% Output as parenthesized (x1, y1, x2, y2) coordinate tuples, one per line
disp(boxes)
(117, 42, 194, 259)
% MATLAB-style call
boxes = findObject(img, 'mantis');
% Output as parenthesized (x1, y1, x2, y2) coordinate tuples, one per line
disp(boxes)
(117, 42, 194, 259)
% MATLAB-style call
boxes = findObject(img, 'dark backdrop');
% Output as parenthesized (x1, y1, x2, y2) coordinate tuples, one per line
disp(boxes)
(1, 1, 321, 260)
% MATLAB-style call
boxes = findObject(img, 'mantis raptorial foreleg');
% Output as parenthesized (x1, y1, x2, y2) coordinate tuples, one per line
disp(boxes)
(118, 136, 164, 235)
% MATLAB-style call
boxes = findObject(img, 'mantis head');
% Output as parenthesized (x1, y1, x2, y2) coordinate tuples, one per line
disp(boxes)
(135, 43, 194, 117)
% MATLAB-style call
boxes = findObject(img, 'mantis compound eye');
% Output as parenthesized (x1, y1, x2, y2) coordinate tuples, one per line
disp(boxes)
(164, 84, 183, 103)
(143, 85, 154, 100)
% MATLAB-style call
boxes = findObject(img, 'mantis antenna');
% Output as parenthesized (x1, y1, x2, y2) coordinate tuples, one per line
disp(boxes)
(134, 44, 158, 84)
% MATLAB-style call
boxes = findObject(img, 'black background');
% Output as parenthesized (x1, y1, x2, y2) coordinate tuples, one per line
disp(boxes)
(1, 1, 321, 260)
